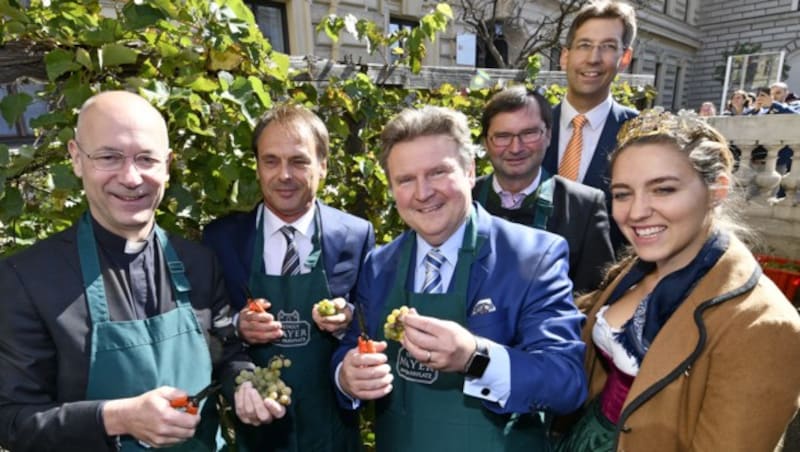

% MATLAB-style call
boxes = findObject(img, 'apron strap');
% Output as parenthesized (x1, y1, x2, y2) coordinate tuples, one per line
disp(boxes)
(532, 171, 555, 230)
(392, 208, 481, 303)
(77, 212, 110, 323)
(154, 226, 192, 306)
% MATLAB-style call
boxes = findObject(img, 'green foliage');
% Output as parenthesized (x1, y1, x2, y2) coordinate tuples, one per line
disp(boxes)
(0, 0, 648, 259)
(0, 0, 284, 253)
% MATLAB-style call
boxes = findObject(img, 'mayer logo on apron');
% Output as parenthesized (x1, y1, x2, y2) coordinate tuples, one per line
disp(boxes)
(275, 309, 311, 347)
(235, 204, 359, 452)
(396, 346, 438, 384)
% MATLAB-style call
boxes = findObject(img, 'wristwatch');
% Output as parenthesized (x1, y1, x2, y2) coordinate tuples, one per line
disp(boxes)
(463, 336, 491, 378)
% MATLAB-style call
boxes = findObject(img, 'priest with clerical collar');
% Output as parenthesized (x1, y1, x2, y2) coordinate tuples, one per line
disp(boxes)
(0, 91, 286, 452)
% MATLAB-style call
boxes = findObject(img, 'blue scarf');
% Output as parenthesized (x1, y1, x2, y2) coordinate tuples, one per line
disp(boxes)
(609, 230, 729, 365)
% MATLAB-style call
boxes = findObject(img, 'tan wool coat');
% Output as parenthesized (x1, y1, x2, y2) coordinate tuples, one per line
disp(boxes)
(579, 237, 800, 452)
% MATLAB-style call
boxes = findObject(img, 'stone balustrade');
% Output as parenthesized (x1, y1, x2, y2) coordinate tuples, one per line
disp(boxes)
(706, 115, 800, 259)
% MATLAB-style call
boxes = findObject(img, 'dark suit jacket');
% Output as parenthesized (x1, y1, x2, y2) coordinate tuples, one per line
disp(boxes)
(544, 101, 638, 251)
(0, 224, 248, 452)
(201, 201, 375, 310)
(473, 174, 614, 294)
(333, 204, 587, 416)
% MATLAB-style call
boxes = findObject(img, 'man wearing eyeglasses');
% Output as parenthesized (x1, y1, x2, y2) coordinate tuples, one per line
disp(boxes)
(542, 0, 638, 250)
(0, 91, 285, 452)
(474, 87, 614, 294)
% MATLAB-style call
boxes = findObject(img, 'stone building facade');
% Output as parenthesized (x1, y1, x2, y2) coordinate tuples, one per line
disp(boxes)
(242, 0, 800, 112)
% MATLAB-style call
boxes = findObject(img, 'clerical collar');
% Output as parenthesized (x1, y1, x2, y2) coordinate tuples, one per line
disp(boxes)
(91, 216, 155, 257)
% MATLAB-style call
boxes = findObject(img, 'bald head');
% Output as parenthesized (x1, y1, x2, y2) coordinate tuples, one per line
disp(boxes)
(76, 91, 168, 151)
(68, 91, 173, 241)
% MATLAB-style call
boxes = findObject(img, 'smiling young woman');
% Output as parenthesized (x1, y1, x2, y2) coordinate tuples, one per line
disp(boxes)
(555, 108, 800, 452)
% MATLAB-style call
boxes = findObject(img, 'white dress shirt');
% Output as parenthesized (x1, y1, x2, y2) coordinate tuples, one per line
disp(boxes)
(557, 95, 614, 183)
(257, 203, 316, 275)
(415, 219, 511, 407)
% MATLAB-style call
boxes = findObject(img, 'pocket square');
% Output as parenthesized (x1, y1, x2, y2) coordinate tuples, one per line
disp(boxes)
(471, 298, 496, 316)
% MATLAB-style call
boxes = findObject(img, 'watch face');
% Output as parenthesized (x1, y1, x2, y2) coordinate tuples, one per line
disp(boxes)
(467, 352, 490, 378)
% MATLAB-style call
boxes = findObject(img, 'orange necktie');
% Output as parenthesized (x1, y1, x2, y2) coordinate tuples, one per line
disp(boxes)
(559, 114, 587, 181)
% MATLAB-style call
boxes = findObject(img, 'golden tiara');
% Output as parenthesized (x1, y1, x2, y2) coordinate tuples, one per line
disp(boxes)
(616, 107, 723, 149)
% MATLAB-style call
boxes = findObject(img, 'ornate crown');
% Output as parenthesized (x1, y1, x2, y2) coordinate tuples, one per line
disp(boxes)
(616, 107, 723, 149)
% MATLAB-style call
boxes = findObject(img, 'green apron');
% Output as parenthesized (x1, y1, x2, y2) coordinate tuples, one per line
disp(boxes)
(375, 210, 551, 452)
(79, 213, 214, 452)
(235, 209, 358, 452)
(476, 172, 555, 230)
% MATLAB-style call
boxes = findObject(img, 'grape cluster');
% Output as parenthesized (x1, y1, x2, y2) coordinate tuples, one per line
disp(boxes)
(317, 298, 336, 316)
(383, 306, 410, 342)
(235, 356, 293, 406)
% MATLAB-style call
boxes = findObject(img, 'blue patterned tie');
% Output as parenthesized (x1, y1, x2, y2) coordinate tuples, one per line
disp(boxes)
(280, 226, 301, 276)
(421, 248, 445, 294)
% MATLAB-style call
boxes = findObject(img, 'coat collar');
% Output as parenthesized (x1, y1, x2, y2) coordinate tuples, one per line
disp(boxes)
(584, 236, 760, 410)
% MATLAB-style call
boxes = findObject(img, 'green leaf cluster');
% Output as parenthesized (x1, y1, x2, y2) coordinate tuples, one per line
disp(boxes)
(0, 1, 648, 259)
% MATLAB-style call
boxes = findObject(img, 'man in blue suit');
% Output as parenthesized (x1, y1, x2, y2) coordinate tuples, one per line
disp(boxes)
(542, 0, 638, 249)
(333, 106, 586, 452)
(203, 104, 374, 451)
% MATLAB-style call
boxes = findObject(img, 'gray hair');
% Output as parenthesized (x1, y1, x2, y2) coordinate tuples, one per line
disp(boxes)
(379, 106, 476, 181)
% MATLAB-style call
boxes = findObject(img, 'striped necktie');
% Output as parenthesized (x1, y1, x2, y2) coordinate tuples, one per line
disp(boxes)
(559, 114, 587, 181)
(421, 248, 445, 294)
(280, 226, 301, 276)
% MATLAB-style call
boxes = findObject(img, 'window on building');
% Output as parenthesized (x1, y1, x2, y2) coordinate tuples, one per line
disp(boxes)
(389, 17, 417, 63)
(549, 47, 561, 71)
(246, 1, 289, 53)
(476, 22, 508, 68)
(0, 83, 47, 142)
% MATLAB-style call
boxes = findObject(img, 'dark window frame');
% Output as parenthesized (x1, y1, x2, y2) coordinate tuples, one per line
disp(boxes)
(0, 82, 45, 142)
(245, 0, 289, 54)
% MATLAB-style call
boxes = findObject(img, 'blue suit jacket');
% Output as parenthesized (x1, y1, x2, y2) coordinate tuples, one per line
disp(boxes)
(202, 201, 375, 310)
(543, 101, 638, 195)
(333, 204, 587, 415)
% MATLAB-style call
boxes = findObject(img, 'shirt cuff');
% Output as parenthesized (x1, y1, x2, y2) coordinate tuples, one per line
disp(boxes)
(462, 340, 510, 407)
(334, 362, 361, 410)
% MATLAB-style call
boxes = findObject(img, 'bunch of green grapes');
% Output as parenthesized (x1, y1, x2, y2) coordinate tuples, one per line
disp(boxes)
(383, 306, 410, 342)
(317, 298, 336, 316)
(235, 356, 293, 406)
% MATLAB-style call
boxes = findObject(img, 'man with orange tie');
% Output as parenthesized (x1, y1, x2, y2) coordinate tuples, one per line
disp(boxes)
(542, 0, 638, 250)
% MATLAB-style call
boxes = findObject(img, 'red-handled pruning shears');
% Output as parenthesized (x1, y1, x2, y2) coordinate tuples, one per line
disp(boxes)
(170, 382, 221, 415)
(242, 284, 267, 313)
(355, 302, 376, 353)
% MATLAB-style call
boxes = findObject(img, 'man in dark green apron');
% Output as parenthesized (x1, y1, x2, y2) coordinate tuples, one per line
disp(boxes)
(0, 91, 285, 452)
(333, 106, 587, 452)
(473, 87, 614, 294)
(203, 104, 374, 451)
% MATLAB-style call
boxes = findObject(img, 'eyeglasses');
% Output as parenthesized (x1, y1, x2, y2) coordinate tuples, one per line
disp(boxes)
(489, 128, 546, 148)
(570, 41, 622, 57)
(74, 142, 167, 172)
